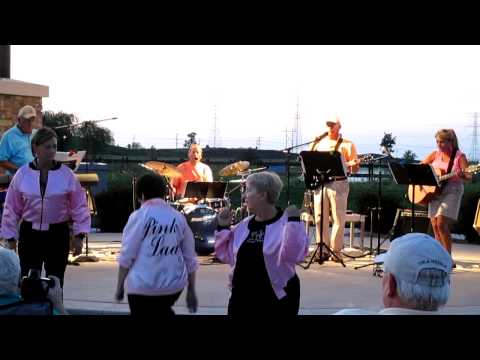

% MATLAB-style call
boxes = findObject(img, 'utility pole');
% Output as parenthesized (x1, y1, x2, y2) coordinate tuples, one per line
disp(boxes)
(175, 133, 179, 149)
(284, 127, 288, 148)
(469, 112, 479, 162)
(295, 96, 300, 151)
(213, 105, 217, 147)
(256, 136, 261, 149)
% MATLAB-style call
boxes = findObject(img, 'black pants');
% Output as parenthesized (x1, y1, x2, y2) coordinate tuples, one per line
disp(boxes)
(127, 291, 183, 317)
(18, 221, 71, 288)
(228, 274, 301, 317)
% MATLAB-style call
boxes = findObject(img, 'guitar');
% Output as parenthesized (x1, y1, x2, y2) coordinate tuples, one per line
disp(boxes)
(407, 164, 480, 206)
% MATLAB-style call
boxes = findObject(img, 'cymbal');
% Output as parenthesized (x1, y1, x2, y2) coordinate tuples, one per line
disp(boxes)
(142, 161, 181, 178)
(219, 161, 250, 177)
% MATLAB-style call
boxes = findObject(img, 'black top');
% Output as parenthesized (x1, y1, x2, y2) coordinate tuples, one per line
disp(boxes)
(231, 209, 284, 299)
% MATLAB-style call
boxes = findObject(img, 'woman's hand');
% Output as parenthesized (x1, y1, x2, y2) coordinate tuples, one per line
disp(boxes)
(217, 208, 233, 227)
(72, 234, 84, 256)
(115, 287, 124, 302)
(186, 288, 198, 313)
(6, 238, 17, 252)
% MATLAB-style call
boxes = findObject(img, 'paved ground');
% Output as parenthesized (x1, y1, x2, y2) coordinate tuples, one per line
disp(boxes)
(61, 232, 480, 315)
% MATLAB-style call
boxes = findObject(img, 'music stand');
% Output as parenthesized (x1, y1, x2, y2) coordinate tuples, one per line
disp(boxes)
(299, 151, 347, 269)
(184, 181, 227, 201)
(388, 161, 439, 232)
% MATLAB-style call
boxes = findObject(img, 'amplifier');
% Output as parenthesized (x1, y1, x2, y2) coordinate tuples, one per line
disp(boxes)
(390, 208, 433, 240)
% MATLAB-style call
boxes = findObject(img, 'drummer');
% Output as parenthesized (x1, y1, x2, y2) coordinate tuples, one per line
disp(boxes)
(170, 144, 213, 201)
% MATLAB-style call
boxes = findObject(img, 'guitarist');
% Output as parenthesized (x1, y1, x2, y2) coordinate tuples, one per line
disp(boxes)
(422, 129, 471, 265)
(309, 117, 359, 262)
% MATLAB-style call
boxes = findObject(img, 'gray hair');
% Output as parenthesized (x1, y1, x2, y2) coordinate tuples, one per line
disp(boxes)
(246, 171, 283, 205)
(0, 247, 21, 296)
(388, 268, 450, 311)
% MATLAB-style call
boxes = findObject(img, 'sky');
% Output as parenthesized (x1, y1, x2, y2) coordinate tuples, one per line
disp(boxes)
(10, 45, 480, 160)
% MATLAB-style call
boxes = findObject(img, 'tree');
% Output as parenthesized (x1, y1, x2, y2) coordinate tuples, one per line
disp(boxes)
(42, 111, 78, 151)
(402, 150, 417, 163)
(73, 121, 115, 156)
(184, 132, 197, 148)
(380, 132, 396, 154)
(130, 141, 143, 149)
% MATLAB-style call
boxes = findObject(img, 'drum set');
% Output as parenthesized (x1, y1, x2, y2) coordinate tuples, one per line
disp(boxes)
(136, 160, 266, 255)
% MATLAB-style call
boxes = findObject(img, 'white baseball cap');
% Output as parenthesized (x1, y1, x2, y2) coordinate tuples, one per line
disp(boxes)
(375, 233, 452, 284)
(17, 105, 37, 120)
(326, 117, 341, 127)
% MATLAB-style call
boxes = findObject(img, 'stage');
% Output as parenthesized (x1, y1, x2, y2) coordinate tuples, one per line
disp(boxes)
(62, 232, 480, 315)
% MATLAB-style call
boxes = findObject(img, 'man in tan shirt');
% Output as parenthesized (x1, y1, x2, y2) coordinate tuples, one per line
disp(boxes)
(309, 117, 359, 261)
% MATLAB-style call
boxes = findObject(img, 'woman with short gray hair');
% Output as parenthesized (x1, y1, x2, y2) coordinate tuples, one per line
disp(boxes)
(215, 171, 309, 317)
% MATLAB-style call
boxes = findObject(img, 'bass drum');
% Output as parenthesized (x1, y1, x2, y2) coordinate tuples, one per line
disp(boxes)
(184, 204, 217, 256)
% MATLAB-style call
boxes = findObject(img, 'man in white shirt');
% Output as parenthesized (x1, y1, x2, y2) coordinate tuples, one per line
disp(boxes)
(334, 233, 452, 315)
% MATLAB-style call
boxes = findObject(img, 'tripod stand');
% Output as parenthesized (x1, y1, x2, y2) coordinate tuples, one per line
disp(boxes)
(299, 151, 347, 269)
(353, 154, 390, 273)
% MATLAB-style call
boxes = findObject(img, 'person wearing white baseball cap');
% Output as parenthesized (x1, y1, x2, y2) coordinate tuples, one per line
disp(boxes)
(0, 105, 38, 175)
(335, 233, 452, 315)
(308, 116, 359, 262)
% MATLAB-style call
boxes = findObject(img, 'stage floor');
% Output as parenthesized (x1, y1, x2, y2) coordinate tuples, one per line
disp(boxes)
(62, 232, 480, 315)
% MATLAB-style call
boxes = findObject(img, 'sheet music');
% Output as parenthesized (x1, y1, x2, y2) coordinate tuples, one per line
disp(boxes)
(55, 151, 86, 172)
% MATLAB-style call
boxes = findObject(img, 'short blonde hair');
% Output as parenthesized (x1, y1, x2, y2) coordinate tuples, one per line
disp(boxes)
(246, 171, 283, 205)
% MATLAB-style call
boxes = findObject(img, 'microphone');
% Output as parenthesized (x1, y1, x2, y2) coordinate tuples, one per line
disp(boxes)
(314, 132, 328, 142)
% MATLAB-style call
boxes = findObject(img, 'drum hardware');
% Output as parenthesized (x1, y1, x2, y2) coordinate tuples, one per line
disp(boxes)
(141, 161, 182, 178)
(219, 161, 250, 177)
(71, 172, 100, 264)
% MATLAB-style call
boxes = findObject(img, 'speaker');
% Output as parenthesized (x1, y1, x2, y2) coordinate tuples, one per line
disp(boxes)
(390, 208, 433, 241)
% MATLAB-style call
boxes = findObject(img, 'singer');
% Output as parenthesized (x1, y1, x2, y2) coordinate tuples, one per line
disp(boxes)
(309, 117, 359, 262)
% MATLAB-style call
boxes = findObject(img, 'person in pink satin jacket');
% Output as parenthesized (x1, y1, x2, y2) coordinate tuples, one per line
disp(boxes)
(1, 127, 90, 287)
(215, 171, 309, 317)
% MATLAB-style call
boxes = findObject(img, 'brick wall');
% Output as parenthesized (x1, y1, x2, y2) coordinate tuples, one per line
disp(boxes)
(0, 94, 43, 135)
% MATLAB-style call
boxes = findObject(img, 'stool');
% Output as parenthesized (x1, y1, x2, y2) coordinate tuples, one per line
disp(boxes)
(301, 211, 366, 250)
(345, 213, 366, 250)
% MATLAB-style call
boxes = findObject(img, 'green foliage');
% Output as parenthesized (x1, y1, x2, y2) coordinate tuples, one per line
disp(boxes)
(73, 121, 115, 156)
(184, 132, 197, 148)
(42, 111, 78, 151)
(402, 150, 417, 163)
(380, 132, 396, 154)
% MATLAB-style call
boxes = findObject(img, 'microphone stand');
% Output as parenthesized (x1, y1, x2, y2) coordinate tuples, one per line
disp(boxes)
(282, 139, 317, 205)
(354, 152, 390, 275)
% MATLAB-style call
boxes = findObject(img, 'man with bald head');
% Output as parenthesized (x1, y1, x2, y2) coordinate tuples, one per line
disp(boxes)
(309, 117, 359, 262)
(171, 143, 213, 199)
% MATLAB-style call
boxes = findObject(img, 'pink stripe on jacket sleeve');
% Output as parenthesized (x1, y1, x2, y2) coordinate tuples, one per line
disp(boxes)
(1, 171, 25, 239)
(214, 228, 235, 265)
(68, 171, 91, 235)
(280, 220, 309, 264)
(179, 215, 198, 273)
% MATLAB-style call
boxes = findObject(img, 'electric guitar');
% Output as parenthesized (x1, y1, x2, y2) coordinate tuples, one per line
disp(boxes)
(407, 164, 480, 206)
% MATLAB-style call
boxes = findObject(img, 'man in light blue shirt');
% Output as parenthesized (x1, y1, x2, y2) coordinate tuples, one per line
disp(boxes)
(0, 105, 37, 175)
